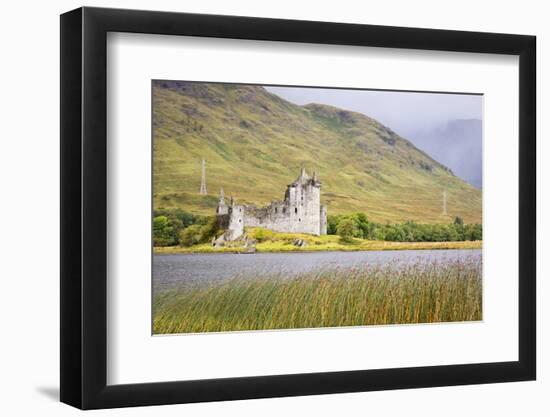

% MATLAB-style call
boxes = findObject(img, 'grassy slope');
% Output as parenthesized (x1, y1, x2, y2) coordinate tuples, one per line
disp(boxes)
(153, 81, 482, 223)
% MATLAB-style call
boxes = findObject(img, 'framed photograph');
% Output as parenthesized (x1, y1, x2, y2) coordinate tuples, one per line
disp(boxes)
(60, 7, 536, 409)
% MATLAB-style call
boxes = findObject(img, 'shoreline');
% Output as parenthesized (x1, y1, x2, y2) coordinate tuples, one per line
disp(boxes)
(154, 240, 482, 255)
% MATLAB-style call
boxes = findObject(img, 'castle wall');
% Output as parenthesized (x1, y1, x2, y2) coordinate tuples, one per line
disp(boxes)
(216, 169, 327, 240)
(243, 182, 322, 235)
(320, 205, 327, 235)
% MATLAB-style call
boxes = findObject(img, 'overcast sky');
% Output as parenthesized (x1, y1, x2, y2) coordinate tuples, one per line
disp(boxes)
(265, 86, 482, 138)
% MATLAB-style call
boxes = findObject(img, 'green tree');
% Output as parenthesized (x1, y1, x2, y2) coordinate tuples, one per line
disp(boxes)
(337, 218, 358, 244)
(384, 225, 405, 241)
(464, 223, 482, 241)
(352, 213, 371, 239)
(443, 224, 459, 241)
(178, 217, 220, 247)
(326, 215, 340, 235)
(153, 216, 177, 246)
(153, 208, 201, 245)
(179, 224, 203, 247)
(374, 227, 386, 241)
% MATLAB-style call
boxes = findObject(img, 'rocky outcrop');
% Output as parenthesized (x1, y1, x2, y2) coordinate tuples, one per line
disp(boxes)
(212, 232, 257, 252)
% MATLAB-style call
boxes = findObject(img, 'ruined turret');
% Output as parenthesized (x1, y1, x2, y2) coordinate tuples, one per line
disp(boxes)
(312, 169, 321, 186)
(214, 193, 245, 244)
(292, 167, 311, 186)
(216, 168, 328, 240)
(216, 188, 228, 215)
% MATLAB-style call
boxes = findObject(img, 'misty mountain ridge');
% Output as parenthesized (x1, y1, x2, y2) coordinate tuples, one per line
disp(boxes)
(153, 81, 482, 223)
(409, 119, 482, 189)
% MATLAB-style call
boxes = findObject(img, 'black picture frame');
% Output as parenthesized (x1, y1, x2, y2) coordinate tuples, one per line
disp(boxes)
(60, 6, 536, 410)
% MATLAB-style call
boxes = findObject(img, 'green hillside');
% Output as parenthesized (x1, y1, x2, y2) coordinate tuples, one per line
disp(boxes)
(153, 81, 482, 224)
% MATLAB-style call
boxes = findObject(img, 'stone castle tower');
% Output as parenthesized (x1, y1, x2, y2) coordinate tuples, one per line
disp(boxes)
(215, 168, 327, 242)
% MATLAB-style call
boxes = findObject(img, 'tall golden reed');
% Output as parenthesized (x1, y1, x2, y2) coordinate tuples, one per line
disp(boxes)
(153, 257, 482, 334)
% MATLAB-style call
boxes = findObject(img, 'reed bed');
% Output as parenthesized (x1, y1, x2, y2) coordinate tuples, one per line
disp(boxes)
(153, 257, 482, 334)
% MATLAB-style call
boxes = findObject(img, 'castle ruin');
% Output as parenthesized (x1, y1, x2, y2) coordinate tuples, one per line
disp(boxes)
(215, 168, 327, 242)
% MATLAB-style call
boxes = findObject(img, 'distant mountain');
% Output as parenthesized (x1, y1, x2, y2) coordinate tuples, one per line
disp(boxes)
(409, 119, 482, 189)
(153, 81, 482, 224)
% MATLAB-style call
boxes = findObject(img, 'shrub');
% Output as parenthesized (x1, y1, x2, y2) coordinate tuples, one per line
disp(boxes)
(199, 217, 220, 242)
(252, 228, 275, 243)
(179, 225, 203, 247)
(178, 217, 220, 247)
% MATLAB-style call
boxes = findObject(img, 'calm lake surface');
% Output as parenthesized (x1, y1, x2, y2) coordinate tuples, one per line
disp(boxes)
(153, 249, 482, 292)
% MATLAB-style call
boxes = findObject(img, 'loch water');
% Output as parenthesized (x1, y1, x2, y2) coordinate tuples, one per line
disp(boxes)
(153, 249, 482, 292)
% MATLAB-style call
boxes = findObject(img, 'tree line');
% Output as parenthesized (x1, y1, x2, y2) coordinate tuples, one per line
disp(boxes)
(327, 213, 482, 243)
(153, 208, 219, 247)
(153, 208, 482, 247)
